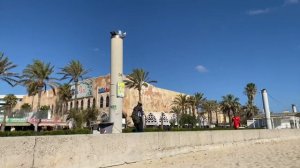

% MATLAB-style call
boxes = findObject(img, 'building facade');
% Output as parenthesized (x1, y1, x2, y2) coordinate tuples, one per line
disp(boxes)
(14, 75, 184, 123)
(247, 112, 300, 129)
(0, 95, 25, 114)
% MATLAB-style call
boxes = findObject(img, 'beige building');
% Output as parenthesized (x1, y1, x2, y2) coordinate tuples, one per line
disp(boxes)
(15, 74, 183, 122)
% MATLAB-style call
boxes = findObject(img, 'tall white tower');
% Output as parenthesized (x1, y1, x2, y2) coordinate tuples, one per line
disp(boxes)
(292, 104, 297, 113)
(109, 30, 126, 133)
(261, 89, 272, 129)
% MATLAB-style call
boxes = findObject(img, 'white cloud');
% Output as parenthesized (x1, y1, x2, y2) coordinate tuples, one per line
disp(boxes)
(247, 8, 271, 15)
(195, 65, 208, 73)
(284, 0, 299, 5)
(247, 0, 298, 16)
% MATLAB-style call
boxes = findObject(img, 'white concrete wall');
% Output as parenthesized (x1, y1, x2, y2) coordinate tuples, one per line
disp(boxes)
(1, 130, 300, 168)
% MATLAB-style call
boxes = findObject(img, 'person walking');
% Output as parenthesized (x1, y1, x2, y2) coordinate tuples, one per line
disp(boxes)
(131, 102, 144, 132)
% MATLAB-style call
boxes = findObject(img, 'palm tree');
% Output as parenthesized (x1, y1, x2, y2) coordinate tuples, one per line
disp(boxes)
(172, 94, 188, 114)
(0, 53, 18, 86)
(58, 60, 88, 109)
(124, 68, 157, 103)
(194, 92, 206, 114)
(24, 81, 39, 111)
(242, 103, 259, 124)
(20, 60, 59, 111)
(170, 106, 181, 127)
(220, 94, 241, 127)
(20, 103, 32, 112)
(244, 83, 257, 119)
(1, 94, 18, 131)
(187, 94, 205, 116)
(187, 96, 196, 116)
(201, 100, 219, 128)
(58, 84, 72, 116)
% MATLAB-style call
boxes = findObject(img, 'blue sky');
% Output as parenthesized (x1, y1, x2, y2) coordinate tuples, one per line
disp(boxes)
(0, 0, 300, 112)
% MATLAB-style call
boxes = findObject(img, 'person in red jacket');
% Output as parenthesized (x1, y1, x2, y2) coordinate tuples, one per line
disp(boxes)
(232, 115, 241, 129)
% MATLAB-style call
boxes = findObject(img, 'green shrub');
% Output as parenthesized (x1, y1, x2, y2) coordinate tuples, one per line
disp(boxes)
(122, 126, 257, 133)
(0, 129, 91, 137)
(0, 131, 35, 136)
(40, 105, 50, 111)
(179, 114, 197, 127)
(68, 108, 99, 128)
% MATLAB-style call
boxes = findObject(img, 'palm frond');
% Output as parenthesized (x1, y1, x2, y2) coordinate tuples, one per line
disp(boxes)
(0, 53, 18, 86)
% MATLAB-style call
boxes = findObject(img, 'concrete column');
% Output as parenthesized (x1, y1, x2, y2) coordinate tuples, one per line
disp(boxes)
(261, 89, 272, 129)
(292, 104, 297, 113)
(109, 30, 126, 133)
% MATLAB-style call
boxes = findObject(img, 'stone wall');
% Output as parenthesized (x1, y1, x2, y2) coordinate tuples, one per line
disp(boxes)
(14, 75, 185, 121)
(1, 129, 300, 168)
(14, 89, 58, 112)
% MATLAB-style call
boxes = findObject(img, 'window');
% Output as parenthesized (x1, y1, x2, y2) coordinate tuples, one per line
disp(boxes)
(70, 102, 73, 109)
(76, 101, 79, 109)
(160, 113, 169, 125)
(81, 100, 84, 110)
(66, 103, 68, 111)
(145, 113, 157, 126)
(87, 99, 90, 109)
(100, 96, 103, 108)
(106, 96, 109, 107)
(92, 98, 96, 108)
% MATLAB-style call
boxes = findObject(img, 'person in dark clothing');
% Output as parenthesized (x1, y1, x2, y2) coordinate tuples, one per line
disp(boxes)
(132, 102, 144, 132)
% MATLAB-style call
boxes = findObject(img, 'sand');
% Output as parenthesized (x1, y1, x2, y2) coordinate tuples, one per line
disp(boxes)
(112, 138, 300, 168)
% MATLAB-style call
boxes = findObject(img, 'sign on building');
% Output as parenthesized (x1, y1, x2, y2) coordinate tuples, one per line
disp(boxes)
(71, 79, 93, 99)
(7, 118, 27, 123)
(98, 87, 110, 94)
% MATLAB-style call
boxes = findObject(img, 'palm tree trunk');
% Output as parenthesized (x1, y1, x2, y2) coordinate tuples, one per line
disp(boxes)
(207, 111, 209, 127)
(31, 95, 34, 111)
(1, 116, 6, 131)
(223, 113, 227, 126)
(10, 105, 12, 118)
(37, 91, 42, 111)
(177, 113, 179, 128)
(138, 89, 142, 103)
(250, 106, 253, 119)
(60, 102, 63, 117)
(228, 111, 232, 127)
(161, 112, 164, 130)
(35, 90, 42, 132)
(192, 106, 195, 116)
(75, 82, 78, 109)
(0, 107, 8, 132)
(2, 105, 14, 131)
(208, 111, 212, 128)
(215, 111, 218, 127)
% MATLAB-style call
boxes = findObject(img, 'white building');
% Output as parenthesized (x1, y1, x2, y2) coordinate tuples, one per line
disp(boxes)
(145, 112, 177, 126)
(247, 112, 300, 129)
(0, 95, 25, 114)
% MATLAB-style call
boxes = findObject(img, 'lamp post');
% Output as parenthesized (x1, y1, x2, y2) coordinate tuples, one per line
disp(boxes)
(261, 89, 272, 129)
(109, 30, 126, 133)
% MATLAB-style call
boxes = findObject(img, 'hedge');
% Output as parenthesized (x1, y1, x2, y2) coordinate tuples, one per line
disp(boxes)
(0, 129, 92, 137)
(122, 127, 261, 133)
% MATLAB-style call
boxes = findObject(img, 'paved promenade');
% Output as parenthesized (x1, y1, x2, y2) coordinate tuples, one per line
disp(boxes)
(113, 138, 300, 168)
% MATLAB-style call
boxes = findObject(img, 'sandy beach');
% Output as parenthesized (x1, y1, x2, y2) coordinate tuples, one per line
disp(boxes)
(113, 138, 300, 168)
